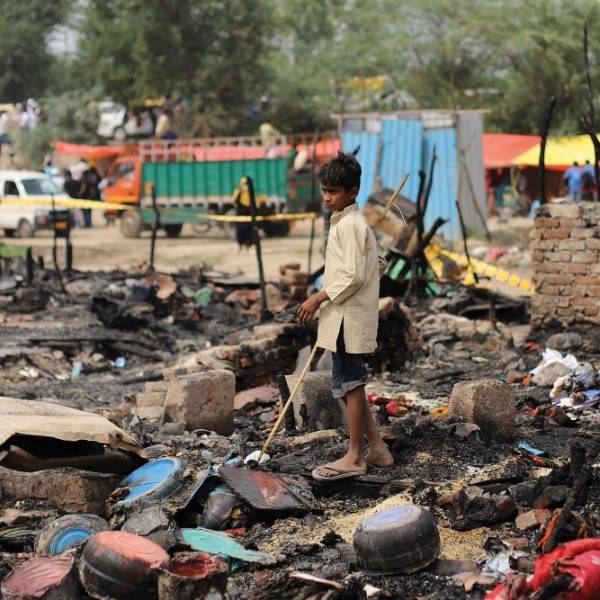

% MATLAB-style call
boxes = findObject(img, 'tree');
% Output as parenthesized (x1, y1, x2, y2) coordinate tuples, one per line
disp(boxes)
(77, 0, 272, 134)
(0, 0, 70, 102)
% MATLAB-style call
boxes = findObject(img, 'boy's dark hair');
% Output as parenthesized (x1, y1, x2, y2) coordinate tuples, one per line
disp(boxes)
(318, 151, 361, 190)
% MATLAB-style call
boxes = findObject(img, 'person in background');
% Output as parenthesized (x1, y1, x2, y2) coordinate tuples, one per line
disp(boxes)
(79, 161, 102, 228)
(230, 176, 255, 251)
(0, 111, 9, 158)
(583, 159, 595, 178)
(155, 108, 176, 139)
(562, 161, 582, 201)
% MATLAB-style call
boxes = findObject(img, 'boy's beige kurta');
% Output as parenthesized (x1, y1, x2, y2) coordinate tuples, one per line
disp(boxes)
(316, 203, 385, 354)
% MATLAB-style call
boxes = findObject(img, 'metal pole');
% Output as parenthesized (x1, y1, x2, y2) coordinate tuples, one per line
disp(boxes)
(246, 176, 268, 318)
(539, 96, 557, 204)
(51, 192, 58, 273)
(307, 131, 319, 274)
(149, 184, 159, 272)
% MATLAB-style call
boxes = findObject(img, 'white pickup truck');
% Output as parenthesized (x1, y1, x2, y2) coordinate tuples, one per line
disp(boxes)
(0, 170, 70, 237)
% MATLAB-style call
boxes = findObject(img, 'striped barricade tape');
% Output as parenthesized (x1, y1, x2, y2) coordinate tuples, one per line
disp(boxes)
(425, 245, 535, 293)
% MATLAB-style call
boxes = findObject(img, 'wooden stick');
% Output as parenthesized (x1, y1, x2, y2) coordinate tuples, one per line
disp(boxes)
(257, 344, 319, 463)
(373, 173, 409, 228)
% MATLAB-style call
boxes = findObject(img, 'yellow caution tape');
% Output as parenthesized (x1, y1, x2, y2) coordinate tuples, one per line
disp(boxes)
(0, 198, 318, 223)
(425, 245, 535, 294)
(0, 197, 133, 211)
(201, 212, 317, 223)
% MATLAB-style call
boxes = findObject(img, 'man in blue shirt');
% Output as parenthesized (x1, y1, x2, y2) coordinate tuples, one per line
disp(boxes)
(563, 162, 582, 201)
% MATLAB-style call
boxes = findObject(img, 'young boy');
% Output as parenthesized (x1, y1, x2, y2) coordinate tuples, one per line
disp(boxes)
(297, 152, 393, 480)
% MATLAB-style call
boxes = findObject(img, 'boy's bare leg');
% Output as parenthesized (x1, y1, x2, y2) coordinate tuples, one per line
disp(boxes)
(315, 386, 368, 477)
(363, 398, 394, 467)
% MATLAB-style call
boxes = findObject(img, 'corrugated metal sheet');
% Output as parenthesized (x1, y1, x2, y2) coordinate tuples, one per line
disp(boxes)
(338, 111, 485, 240)
(341, 131, 378, 207)
(380, 118, 423, 201)
(456, 113, 487, 235)
(422, 128, 460, 239)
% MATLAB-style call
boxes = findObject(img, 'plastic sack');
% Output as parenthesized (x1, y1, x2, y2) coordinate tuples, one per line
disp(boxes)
(485, 539, 600, 600)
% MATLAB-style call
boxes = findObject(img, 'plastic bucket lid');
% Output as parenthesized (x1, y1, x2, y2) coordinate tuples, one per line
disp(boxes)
(49, 526, 97, 555)
(36, 514, 110, 556)
(115, 457, 184, 507)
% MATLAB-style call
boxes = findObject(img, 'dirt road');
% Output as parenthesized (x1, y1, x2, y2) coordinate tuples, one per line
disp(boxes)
(21, 219, 324, 280)
(10, 215, 533, 297)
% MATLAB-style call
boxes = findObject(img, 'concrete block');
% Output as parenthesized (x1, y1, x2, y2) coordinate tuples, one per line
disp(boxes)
(164, 369, 234, 435)
(0, 467, 119, 516)
(285, 372, 347, 431)
(136, 392, 165, 407)
(137, 405, 164, 423)
(448, 379, 515, 439)
(515, 508, 551, 531)
(144, 380, 168, 393)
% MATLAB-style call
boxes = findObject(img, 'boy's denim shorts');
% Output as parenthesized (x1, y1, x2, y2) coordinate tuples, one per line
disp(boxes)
(332, 328, 368, 399)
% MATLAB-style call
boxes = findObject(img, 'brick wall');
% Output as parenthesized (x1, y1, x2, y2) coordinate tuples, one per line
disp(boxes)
(531, 202, 600, 325)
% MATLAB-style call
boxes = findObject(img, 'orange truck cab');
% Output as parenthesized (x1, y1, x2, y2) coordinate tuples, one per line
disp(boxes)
(103, 155, 141, 206)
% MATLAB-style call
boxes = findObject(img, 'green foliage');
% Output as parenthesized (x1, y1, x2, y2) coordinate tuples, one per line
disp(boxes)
(0, 0, 70, 101)
(77, 0, 272, 134)
(16, 88, 103, 168)
(7, 0, 600, 145)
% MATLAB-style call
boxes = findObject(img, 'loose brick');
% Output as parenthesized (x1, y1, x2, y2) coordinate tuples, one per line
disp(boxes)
(0, 467, 119, 516)
(530, 229, 543, 240)
(515, 509, 551, 531)
(448, 379, 515, 439)
(164, 369, 235, 435)
(543, 228, 569, 239)
(556, 308, 575, 317)
(572, 252, 597, 264)
(136, 392, 165, 407)
(584, 307, 599, 317)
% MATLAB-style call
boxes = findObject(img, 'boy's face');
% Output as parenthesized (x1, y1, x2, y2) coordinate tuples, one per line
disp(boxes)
(320, 184, 358, 212)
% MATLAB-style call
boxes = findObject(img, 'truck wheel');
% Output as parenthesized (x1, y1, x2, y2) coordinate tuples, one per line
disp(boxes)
(16, 219, 35, 238)
(120, 211, 143, 238)
(164, 224, 183, 238)
(263, 221, 290, 237)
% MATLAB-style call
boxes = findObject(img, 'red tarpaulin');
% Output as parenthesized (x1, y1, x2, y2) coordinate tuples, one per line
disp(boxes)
(54, 141, 138, 159)
(482, 133, 540, 169)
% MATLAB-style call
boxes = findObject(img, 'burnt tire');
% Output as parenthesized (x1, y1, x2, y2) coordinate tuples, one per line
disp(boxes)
(164, 224, 183, 238)
(120, 211, 143, 238)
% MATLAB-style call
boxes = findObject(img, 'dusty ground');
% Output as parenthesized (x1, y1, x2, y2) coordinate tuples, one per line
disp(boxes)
(22, 219, 323, 279)
(18, 215, 534, 299)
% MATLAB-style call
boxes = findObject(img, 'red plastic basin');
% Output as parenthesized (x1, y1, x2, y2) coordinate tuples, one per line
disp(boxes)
(80, 531, 169, 600)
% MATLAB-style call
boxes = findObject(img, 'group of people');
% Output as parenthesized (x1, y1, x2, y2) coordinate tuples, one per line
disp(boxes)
(562, 160, 597, 201)
(42, 157, 102, 228)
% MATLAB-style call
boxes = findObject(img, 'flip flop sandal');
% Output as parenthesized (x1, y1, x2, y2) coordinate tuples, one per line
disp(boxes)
(366, 460, 394, 471)
(311, 463, 367, 482)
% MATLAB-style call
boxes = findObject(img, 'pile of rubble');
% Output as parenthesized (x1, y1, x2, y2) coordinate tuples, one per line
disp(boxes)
(0, 255, 599, 599)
